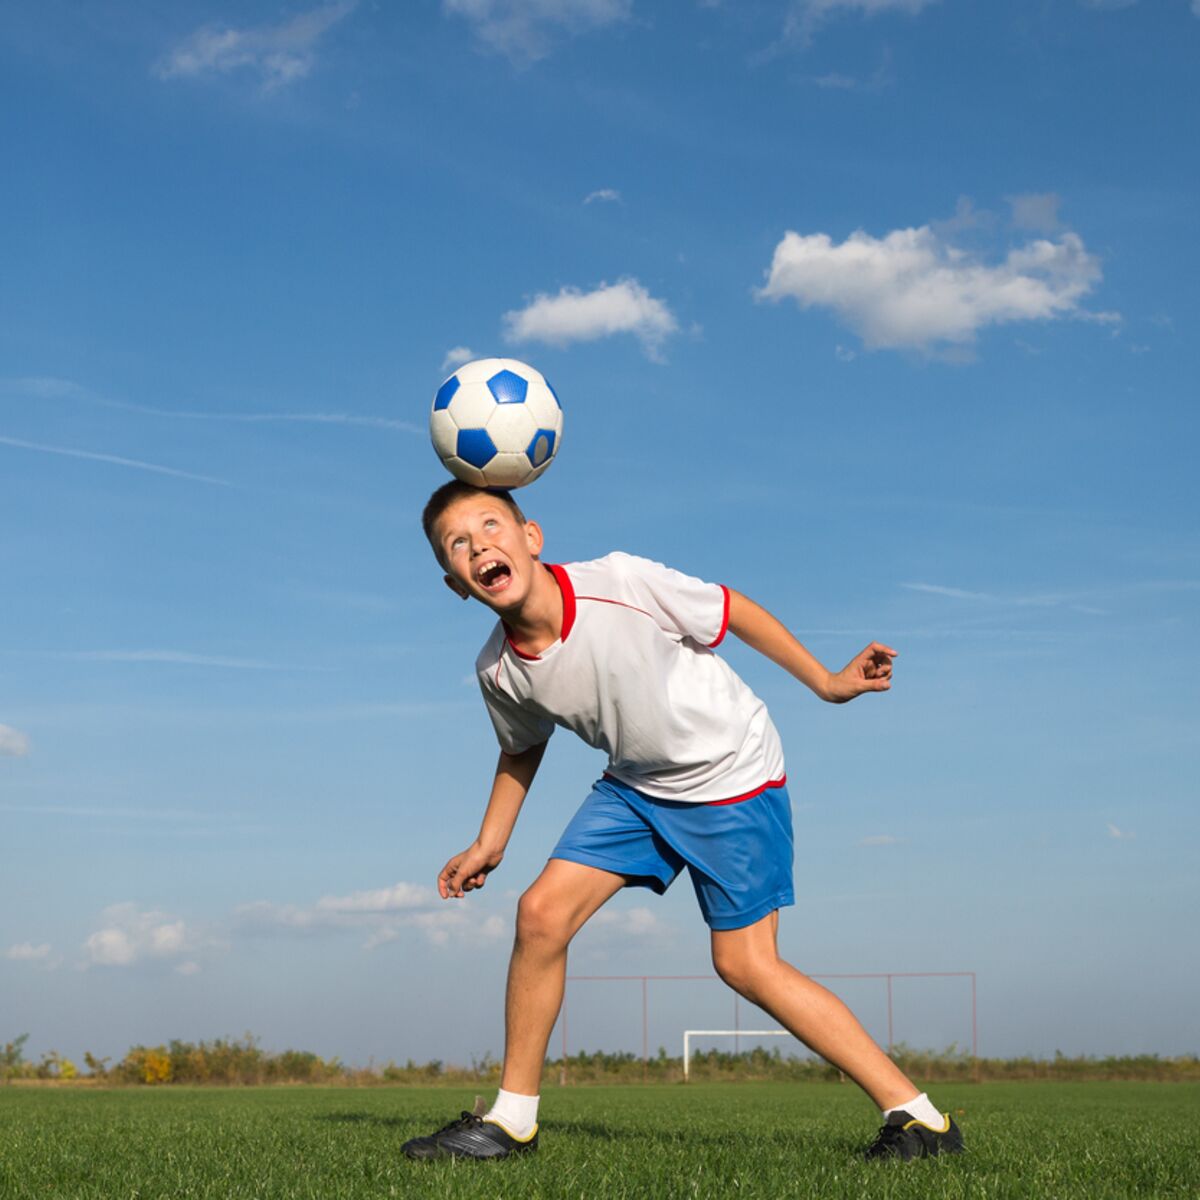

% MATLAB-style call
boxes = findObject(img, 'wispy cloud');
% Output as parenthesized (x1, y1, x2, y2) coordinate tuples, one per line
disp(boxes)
(584, 188, 622, 204)
(1107, 822, 1136, 840)
(0, 435, 232, 486)
(0, 803, 232, 824)
(785, 0, 940, 45)
(444, 0, 632, 64)
(1008, 192, 1062, 234)
(1, 378, 419, 434)
(60, 650, 288, 670)
(859, 834, 904, 846)
(582, 906, 668, 939)
(504, 278, 678, 359)
(234, 880, 501, 949)
(0, 724, 31, 757)
(901, 582, 993, 601)
(757, 220, 1113, 354)
(6, 942, 52, 961)
(154, 2, 356, 92)
(901, 581, 1112, 615)
(808, 49, 893, 90)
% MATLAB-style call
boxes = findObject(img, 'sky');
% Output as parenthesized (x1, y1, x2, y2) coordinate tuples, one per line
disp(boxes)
(2, 0, 1198, 1075)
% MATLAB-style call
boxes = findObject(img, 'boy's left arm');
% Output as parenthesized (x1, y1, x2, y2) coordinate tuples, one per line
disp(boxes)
(726, 589, 895, 703)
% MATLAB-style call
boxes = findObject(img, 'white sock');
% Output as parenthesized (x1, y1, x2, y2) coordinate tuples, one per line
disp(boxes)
(883, 1092, 947, 1131)
(484, 1088, 539, 1140)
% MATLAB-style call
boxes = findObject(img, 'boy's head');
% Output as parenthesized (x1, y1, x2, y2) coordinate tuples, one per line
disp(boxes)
(422, 481, 527, 566)
(422, 480, 544, 609)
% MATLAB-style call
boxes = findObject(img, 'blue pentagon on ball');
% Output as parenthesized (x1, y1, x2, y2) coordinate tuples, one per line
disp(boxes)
(526, 429, 556, 468)
(433, 376, 460, 411)
(487, 369, 528, 406)
(456, 427, 498, 469)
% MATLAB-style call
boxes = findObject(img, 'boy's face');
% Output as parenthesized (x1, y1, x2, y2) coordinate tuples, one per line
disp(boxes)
(435, 494, 545, 613)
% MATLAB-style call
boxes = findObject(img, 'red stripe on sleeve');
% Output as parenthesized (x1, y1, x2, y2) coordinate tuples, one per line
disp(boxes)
(708, 585, 731, 648)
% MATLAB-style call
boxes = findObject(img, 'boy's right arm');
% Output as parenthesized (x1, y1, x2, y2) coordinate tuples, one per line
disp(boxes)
(437, 740, 547, 899)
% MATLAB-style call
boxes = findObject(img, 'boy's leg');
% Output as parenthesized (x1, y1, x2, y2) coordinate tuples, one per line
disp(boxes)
(709, 911, 920, 1111)
(499, 857, 627, 1095)
(402, 858, 625, 1160)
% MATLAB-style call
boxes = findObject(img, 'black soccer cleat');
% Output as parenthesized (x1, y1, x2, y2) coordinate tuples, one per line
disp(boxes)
(864, 1111, 964, 1161)
(402, 1110, 538, 1161)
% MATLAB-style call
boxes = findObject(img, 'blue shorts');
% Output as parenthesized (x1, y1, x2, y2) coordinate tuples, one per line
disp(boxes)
(550, 776, 795, 931)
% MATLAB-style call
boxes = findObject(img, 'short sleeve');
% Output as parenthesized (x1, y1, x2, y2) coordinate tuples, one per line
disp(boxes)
(611, 553, 730, 648)
(478, 673, 555, 755)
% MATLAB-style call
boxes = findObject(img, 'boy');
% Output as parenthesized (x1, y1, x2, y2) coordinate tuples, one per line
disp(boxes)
(402, 480, 963, 1163)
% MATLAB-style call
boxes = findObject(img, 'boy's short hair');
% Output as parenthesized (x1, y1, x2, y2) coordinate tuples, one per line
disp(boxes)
(421, 480, 527, 565)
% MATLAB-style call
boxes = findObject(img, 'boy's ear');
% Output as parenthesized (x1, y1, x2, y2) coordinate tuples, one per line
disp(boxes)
(443, 574, 471, 601)
(524, 519, 544, 558)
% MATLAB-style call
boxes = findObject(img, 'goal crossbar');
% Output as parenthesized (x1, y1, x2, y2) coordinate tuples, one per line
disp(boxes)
(682, 1029, 793, 1082)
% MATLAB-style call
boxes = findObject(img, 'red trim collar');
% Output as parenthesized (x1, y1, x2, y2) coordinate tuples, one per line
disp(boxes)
(547, 564, 576, 642)
(503, 563, 575, 661)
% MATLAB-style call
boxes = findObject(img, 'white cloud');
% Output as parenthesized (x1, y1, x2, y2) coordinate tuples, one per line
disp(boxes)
(575, 906, 670, 948)
(587, 906, 665, 935)
(154, 2, 356, 91)
(584, 188, 622, 204)
(175, 961, 202, 976)
(6, 942, 51, 961)
(1008, 192, 1062, 233)
(441, 346, 477, 372)
(786, 0, 939, 42)
(235, 880, 480, 948)
(314, 882, 433, 914)
(444, 0, 632, 63)
(859, 834, 904, 846)
(0, 724, 30, 757)
(1107, 822, 1136, 840)
(504, 278, 678, 358)
(757, 224, 1109, 353)
(84, 904, 198, 968)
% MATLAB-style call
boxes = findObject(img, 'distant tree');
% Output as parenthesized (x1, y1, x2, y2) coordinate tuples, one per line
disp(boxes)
(83, 1052, 111, 1079)
(2, 1034, 30, 1082)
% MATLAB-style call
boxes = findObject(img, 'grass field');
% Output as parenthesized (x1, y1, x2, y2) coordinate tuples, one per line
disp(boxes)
(2, 1081, 1197, 1199)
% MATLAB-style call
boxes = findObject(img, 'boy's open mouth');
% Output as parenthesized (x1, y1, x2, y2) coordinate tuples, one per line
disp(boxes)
(477, 560, 512, 591)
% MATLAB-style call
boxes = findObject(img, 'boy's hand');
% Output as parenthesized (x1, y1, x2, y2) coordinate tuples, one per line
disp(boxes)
(826, 642, 897, 703)
(438, 840, 504, 899)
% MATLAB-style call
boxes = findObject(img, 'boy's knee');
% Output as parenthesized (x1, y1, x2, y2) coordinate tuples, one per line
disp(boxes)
(515, 886, 569, 947)
(711, 944, 774, 1001)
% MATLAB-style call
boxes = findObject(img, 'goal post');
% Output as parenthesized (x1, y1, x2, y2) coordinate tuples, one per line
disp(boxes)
(682, 1029, 794, 1082)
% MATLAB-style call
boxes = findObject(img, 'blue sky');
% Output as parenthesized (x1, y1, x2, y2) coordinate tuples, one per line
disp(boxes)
(2, 0, 1198, 1073)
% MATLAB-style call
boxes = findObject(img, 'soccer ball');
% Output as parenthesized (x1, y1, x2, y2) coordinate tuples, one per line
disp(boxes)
(430, 358, 563, 489)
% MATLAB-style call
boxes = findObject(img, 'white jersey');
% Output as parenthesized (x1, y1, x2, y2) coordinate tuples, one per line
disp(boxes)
(475, 552, 786, 804)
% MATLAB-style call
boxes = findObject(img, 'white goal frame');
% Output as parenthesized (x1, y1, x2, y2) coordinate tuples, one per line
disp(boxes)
(682, 1029, 794, 1082)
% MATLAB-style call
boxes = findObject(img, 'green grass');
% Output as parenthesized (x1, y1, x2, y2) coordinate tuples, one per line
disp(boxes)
(1, 1081, 1197, 1199)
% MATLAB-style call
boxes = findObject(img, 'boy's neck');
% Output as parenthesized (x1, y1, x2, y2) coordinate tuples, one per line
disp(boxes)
(503, 561, 563, 656)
